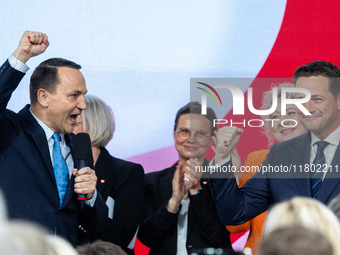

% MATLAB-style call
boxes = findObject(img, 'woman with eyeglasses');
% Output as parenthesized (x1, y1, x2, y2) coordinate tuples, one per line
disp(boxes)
(137, 102, 232, 255)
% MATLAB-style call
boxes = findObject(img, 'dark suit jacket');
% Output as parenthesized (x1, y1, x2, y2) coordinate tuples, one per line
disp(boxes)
(79, 147, 144, 255)
(0, 60, 108, 246)
(210, 132, 340, 225)
(138, 162, 232, 255)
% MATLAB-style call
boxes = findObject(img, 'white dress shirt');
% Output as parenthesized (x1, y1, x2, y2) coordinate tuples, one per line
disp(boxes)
(310, 126, 340, 180)
(177, 198, 190, 255)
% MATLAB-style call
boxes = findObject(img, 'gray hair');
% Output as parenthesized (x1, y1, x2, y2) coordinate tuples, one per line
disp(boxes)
(76, 240, 127, 255)
(82, 95, 115, 147)
(261, 83, 294, 147)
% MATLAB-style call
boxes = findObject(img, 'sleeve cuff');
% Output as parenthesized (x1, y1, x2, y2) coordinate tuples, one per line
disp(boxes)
(166, 204, 180, 214)
(189, 188, 203, 200)
(8, 55, 29, 73)
(84, 189, 97, 207)
(209, 155, 231, 167)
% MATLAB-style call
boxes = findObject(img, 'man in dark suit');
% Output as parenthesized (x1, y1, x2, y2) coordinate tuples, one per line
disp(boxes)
(0, 31, 107, 246)
(208, 60, 340, 225)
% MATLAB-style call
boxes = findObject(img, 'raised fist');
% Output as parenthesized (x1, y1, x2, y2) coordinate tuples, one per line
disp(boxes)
(212, 126, 243, 164)
(12, 31, 50, 63)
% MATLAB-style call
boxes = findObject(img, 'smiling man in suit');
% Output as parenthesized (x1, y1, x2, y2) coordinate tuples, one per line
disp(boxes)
(0, 31, 107, 246)
(208, 60, 340, 225)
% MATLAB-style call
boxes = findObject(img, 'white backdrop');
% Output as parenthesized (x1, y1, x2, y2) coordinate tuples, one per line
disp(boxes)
(0, 0, 286, 172)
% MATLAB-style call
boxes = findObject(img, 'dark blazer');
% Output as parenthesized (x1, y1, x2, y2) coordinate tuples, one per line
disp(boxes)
(210, 132, 340, 225)
(138, 162, 232, 255)
(79, 147, 144, 255)
(0, 60, 108, 246)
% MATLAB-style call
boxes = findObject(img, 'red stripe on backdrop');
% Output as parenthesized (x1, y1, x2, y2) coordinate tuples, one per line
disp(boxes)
(205, 0, 340, 251)
(207, 0, 340, 161)
(136, 1, 340, 254)
(259, 0, 340, 78)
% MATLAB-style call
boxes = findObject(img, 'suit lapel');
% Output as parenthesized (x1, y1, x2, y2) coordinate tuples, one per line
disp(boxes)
(63, 134, 76, 207)
(290, 133, 312, 197)
(95, 148, 114, 197)
(19, 105, 55, 184)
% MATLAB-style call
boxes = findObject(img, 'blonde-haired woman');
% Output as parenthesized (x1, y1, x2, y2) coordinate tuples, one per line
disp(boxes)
(264, 197, 340, 255)
(74, 95, 144, 255)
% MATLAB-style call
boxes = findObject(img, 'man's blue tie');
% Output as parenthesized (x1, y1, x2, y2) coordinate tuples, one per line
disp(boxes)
(311, 141, 329, 198)
(52, 133, 69, 206)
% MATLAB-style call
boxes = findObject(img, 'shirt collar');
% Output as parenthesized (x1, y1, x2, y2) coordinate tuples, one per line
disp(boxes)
(29, 107, 65, 142)
(311, 125, 340, 146)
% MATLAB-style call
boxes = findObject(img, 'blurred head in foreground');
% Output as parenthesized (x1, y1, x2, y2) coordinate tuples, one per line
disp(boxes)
(0, 220, 77, 255)
(259, 226, 333, 255)
(264, 197, 340, 255)
(76, 240, 127, 255)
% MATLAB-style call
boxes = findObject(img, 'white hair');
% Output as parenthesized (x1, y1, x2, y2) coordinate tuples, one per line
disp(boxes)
(82, 95, 115, 147)
(45, 235, 78, 255)
(0, 220, 77, 255)
(264, 197, 340, 255)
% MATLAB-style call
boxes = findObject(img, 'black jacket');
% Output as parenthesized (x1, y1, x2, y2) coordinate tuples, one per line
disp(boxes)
(79, 147, 144, 255)
(138, 162, 232, 255)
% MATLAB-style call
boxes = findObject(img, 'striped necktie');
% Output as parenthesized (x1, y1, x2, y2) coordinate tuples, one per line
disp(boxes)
(52, 133, 69, 206)
(311, 141, 329, 198)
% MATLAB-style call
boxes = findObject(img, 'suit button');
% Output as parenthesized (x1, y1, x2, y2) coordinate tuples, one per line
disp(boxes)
(50, 231, 54, 234)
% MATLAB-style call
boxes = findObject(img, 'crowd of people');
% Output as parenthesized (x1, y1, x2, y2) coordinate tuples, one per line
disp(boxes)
(2, 30, 340, 255)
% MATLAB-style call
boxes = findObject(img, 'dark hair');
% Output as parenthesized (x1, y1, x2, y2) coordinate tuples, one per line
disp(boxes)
(174, 102, 217, 136)
(29, 58, 82, 105)
(259, 226, 333, 255)
(328, 193, 340, 222)
(293, 60, 340, 98)
(76, 240, 127, 255)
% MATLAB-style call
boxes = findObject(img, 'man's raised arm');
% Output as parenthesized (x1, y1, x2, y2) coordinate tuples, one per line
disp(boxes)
(208, 126, 273, 225)
(0, 31, 49, 154)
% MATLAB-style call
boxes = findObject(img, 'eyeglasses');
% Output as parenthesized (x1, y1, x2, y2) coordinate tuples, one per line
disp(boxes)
(176, 128, 210, 142)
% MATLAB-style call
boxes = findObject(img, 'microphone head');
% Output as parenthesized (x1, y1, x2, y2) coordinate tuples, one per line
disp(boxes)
(74, 133, 92, 160)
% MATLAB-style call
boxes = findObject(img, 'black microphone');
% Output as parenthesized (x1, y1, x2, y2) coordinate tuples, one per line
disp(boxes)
(74, 133, 92, 209)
